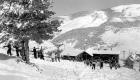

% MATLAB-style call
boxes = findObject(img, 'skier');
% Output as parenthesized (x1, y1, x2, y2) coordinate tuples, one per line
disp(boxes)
(4, 43, 12, 56)
(33, 47, 37, 59)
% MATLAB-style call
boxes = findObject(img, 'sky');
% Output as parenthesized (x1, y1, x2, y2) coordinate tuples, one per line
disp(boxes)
(52, 0, 140, 16)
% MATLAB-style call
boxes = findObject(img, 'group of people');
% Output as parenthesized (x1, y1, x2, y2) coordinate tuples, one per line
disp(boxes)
(84, 57, 120, 70)
(51, 50, 61, 62)
(3, 41, 62, 62)
(3, 42, 120, 70)
(32, 48, 62, 62)
(84, 59, 104, 70)
(4, 43, 20, 57)
(32, 47, 44, 60)
(3, 41, 29, 63)
(108, 57, 120, 69)
(3, 42, 45, 61)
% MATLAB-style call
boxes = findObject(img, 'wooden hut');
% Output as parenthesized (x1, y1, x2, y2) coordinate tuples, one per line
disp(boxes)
(91, 50, 120, 63)
(76, 51, 93, 61)
(61, 49, 82, 61)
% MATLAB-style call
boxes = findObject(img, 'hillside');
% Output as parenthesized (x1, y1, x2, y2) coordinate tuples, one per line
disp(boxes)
(53, 4, 140, 52)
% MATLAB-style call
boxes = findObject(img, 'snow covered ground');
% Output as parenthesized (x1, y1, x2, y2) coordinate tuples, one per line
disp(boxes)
(0, 53, 140, 80)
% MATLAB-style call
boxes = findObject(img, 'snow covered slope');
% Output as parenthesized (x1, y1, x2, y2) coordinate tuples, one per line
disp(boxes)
(0, 54, 140, 80)
(57, 11, 108, 34)
(57, 4, 140, 34)
(53, 4, 140, 52)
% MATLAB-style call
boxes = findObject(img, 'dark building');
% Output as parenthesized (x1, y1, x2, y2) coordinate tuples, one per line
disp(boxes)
(76, 51, 93, 61)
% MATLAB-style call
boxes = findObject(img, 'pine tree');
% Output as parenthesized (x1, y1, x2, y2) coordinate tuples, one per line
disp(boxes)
(0, 0, 61, 63)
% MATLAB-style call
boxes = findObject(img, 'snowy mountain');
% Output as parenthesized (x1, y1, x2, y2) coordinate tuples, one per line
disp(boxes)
(57, 10, 108, 34)
(53, 4, 140, 52)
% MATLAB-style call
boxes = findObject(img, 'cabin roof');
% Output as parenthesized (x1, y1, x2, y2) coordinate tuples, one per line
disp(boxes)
(92, 50, 120, 54)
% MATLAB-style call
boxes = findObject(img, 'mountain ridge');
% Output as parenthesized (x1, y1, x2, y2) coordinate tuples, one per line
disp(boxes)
(53, 4, 140, 52)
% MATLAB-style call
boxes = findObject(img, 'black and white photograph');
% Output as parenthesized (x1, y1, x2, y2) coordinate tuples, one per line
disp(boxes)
(0, 0, 140, 80)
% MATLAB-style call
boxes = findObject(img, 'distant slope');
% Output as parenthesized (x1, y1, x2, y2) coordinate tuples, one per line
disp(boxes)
(53, 4, 140, 51)
(53, 26, 105, 49)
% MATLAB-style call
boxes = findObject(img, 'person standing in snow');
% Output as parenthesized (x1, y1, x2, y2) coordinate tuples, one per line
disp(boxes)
(33, 47, 37, 59)
(109, 59, 113, 69)
(85, 59, 90, 66)
(114, 60, 118, 69)
(4, 43, 12, 56)
(38, 47, 44, 60)
(55, 50, 61, 62)
(91, 61, 96, 70)
(100, 60, 104, 69)
(109, 57, 117, 69)
(13, 44, 20, 57)
(51, 51, 56, 62)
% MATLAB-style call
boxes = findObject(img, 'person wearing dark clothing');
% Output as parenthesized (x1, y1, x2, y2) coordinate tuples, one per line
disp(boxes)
(14, 45, 20, 57)
(109, 60, 113, 69)
(100, 61, 104, 69)
(33, 47, 37, 59)
(85, 59, 90, 66)
(7, 44, 12, 56)
(4, 44, 12, 56)
(38, 47, 44, 60)
(109, 57, 118, 70)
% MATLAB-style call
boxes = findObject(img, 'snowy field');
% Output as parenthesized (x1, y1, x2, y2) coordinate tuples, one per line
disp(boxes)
(0, 53, 140, 80)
